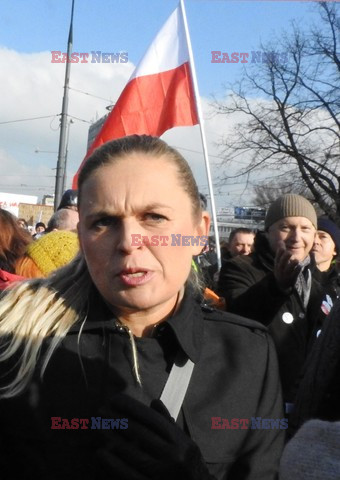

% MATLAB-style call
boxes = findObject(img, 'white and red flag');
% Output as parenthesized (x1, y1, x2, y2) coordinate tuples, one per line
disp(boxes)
(72, 5, 198, 188)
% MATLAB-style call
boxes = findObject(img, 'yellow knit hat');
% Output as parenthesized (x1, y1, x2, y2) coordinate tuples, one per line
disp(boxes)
(26, 230, 79, 276)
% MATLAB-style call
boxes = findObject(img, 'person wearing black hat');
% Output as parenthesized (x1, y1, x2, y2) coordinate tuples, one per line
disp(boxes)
(57, 189, 78, 211)
(311, 216, 340, 322)
(33, 221, 46, 239)
(193, 193, 218, 289)
(313, 216, 340, 273)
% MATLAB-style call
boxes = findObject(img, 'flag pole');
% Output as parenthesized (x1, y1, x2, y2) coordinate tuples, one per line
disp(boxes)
(54, 0, 75, 211)
(179, 0, 221, 271)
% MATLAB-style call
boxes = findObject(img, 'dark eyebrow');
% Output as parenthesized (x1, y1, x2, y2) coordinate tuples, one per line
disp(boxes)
(142, 203, 173, 211)
(84, 210, 119, 221)
(83, 204, 173, 220)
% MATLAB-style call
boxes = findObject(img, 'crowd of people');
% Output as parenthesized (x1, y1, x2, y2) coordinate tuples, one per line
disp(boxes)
(0, 135, 339, 479)
(0, 190, 79, 289)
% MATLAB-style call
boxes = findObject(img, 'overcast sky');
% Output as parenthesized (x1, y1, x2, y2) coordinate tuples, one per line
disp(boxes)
(0, 0, 322, 207)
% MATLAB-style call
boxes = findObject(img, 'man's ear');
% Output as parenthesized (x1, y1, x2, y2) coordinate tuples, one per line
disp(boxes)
(192, 211, 211, 256)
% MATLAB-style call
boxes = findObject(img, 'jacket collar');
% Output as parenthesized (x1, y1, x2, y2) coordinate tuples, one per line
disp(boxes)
(68, 285, 204, 364)
(313, 262, 340, 284)
(164, 287, 204, 363)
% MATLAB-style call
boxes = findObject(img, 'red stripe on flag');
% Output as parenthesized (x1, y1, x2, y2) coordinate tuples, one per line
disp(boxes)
(72, 62, 197, 189)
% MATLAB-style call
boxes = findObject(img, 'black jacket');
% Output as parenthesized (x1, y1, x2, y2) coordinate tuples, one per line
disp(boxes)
(217, 232, 326, 403)
(0, 287, 284, 480)
(289, 265, 340, 430)
(292, 295, 340, 429)
(312, 264, 340, 321)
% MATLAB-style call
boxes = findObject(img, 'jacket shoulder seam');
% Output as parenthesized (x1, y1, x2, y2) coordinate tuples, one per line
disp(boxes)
(202, 310, 268, 332)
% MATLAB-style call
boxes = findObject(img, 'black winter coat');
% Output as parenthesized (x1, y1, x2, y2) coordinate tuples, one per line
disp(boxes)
(0, 288, 284, 480)
(292, 295, 340, 428)
(312, 264, 340, 323)
(217, 233, 327, 404)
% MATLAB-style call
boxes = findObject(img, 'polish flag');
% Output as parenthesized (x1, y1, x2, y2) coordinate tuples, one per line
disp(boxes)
(72, 5, 198, 188)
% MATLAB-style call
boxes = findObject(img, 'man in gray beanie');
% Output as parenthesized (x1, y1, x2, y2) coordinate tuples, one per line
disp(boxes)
(217, 194, 327, 411)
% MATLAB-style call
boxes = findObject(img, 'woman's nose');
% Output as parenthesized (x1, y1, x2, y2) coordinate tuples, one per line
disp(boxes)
(116, 219, 144, 254)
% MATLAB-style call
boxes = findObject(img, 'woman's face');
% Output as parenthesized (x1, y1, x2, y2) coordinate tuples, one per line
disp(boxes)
(78, 153, 209, 318)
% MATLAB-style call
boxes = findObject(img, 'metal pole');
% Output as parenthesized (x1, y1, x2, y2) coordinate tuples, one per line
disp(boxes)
(54, 0, 75, 211)
(62, 118, 74, 193)
(179, 0, 222, 271)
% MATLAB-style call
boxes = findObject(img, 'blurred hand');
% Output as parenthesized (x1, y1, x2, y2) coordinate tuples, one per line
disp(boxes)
(274, 241, 303, 292)
(95, 394, 216, 480)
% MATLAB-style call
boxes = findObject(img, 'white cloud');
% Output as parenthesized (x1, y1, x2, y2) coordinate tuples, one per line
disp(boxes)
(0, 47, 134, 199)
(0, 46, 246, 208)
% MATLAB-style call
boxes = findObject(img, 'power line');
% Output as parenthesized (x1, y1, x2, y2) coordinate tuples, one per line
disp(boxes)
(69, 86, 114, 104)
(68, 114, 92, 124)
(0, 112, 91, 126)
(0, 115, 59, 125)
(172, 145, 224, 161)
(0, 185, 53, 188)
(1, 175, 55, 178)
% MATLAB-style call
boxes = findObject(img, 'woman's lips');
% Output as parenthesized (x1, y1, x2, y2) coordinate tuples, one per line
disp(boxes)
(118, 269, 154, 286)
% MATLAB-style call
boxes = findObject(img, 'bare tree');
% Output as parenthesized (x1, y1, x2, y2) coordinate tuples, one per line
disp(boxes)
(251, 176, 325, 216)
(252, 177, 309, 209)
(212, 2, 340, 223)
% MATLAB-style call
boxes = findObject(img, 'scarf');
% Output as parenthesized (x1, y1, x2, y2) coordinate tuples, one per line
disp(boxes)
(294, 256, 312, 309)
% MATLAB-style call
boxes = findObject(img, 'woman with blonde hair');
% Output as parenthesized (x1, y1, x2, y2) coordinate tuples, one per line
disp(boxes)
(0, 135, 284, 479)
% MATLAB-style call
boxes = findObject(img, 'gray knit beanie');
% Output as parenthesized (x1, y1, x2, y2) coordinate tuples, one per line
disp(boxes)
(265, 194, 317, 230)
(279, 420, 340, 480)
